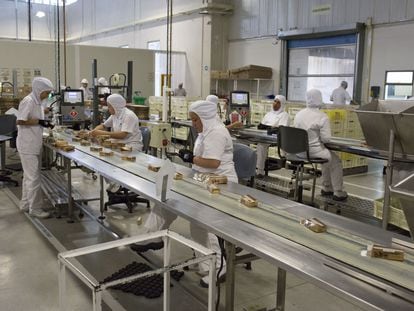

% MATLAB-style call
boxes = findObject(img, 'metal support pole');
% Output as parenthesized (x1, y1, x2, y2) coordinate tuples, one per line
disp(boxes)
(0, 141, 5, 170)
(382, 129, 395, 229)
(163, 235, 171, 311)
(127, 61, 133, 103)
(58, 261, 66, 311)
(65, 157, 74, 223)
(276, 268, 286, 311)
(207, 255, 217, 311)
(98, 175, 105, 220)
(92, 59, 99, 128)
(225, 241, 236, 311)
(92, 290, 102, 311)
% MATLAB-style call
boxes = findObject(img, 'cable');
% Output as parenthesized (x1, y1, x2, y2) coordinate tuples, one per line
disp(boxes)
(215, 237, 226, 311)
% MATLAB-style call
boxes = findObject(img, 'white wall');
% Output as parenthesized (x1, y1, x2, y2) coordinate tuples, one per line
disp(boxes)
(370, 22, 414, 100)
(76, 14, 207, 98)
(228, 37, 281, 94)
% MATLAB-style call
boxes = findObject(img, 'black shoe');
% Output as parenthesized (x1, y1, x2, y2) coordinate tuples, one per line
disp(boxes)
(131, 241, 164, 253)
(320, 189, 334, 196)
(332, 194, 348, 201)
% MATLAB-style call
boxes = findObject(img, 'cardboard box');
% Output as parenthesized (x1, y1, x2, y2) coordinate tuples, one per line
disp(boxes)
(230, 65, 272, 79)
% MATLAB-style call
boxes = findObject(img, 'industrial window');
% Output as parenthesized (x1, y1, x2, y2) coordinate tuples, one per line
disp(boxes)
(384, 71, 413, 100)
(286, 34, 357, 103)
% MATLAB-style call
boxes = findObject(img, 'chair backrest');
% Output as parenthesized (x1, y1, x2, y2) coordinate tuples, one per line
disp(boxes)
(233, 143, 257, 182)
(277, 125, 309, 155)
(0, 115, 17, 136)
(140, 126, 151, 153)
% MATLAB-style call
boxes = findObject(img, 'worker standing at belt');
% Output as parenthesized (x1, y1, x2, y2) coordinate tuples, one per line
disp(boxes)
(141, 100, 238, 287)
(17, 77, 54, 218)
(256, 95, 290, 177)
(294, 89, 347, 201)
(80, 78, 92, 100)
(330, 81, 351, 105)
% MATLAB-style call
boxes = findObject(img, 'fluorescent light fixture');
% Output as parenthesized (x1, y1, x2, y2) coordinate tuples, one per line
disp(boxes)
(36, 11, 45, 18)
(15, 0, 79, 6)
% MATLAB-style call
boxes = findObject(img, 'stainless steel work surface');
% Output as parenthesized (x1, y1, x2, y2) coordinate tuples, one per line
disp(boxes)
(46, 130, 414, 309)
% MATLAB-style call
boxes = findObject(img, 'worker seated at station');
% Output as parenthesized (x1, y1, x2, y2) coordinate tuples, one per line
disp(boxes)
(294, 89, 347, 201)
(89, 94, 148, 208)
(256, 95, 290, 177)
(135, 99, 238, 287)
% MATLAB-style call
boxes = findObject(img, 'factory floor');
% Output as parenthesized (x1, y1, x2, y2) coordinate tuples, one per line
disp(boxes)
(0, 146, 382, 311)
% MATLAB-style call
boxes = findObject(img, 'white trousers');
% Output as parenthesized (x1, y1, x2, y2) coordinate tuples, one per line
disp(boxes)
(256, 143, 269, 175)
(144, 204, 225, 271)
(310, 147, 343, 192)
(20, 153, 43, 212)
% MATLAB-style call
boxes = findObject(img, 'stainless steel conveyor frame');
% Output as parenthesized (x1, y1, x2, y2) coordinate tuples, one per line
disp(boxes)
(43, 131, 414, 311)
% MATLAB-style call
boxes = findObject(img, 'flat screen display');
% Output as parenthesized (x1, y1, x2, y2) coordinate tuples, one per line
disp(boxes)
(230, 91, 249, 107)
(63, 91, 83, 103)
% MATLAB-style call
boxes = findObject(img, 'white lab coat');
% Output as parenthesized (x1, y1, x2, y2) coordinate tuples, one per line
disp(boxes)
(17, 94, 45, 212)
(330, 87, 351, 105)
(294, 107, 344, 193)
(80, 86, 92, 100)
(256, 111, 290, 175)
(144, 120, 236, 273)
(104, 108, 143, 151)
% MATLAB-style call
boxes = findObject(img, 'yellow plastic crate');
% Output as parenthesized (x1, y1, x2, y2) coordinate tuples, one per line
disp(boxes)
(373, 198, 409, 231)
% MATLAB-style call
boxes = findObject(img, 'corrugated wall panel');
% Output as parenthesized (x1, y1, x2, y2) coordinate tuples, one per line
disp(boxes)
(389, 0, 408, 22)
(407, 0, 414, 19)
(358, 0, 375, 22)
(332, 0, 348, 26)
(277, 0, 289, 31)
(343, 0, 360, 24)
(259, 0, 270, 36)
(373, 0, 390, 24)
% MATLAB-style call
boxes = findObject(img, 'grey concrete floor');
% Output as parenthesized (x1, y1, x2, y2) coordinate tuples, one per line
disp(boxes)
(0, 146, 368, 310)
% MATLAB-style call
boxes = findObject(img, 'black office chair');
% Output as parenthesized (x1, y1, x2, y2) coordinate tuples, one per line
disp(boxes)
(232, 142, 258, 270)
(104, 127, 151, 212)
(277, 126, 328, 204)
(233, 142, 257, 187)
(0, 115, 19, 186)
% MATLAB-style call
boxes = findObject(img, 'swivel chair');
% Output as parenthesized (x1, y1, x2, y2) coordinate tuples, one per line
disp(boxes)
(232, 142, 258, 270)
(0, 115, 19, 186)
(277, 126, 328, 204)
(104, 127, 151, 212)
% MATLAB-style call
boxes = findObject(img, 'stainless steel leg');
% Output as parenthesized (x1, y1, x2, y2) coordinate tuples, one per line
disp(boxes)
(65, 157, 74, 223)
(382, 129, 395, 229)
(1, 141, 6, 170)
(58, 261, 66, 311)
(276, 268, 286, 311)
(163, 235, 171, 311)
(98, 175, 105, 220)
(225, 241, 236, 311)
(92, 289, 102, 311)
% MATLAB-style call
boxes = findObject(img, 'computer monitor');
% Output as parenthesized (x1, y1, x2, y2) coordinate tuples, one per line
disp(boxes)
(230, 91, 250, 109)
(60, 89, 85, 123)
(63, 90, 83, 104)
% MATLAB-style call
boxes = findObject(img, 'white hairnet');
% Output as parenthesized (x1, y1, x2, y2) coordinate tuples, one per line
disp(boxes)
(31, 77, 53, 105)
(81, 78, 88, 84)
(189, 100, 217, 120)
(275, 94, 286, 107)
(306, 89, 323, 108)
(107, 94, 126, 116)
(341, 81, 348, 88)
(206, 95, 219, 105)
(98, 77, 107, 85)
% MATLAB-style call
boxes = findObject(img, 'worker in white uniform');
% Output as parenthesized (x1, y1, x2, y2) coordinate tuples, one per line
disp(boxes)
(80, 78, 92, 100)
(141, 100, 237, 287)
(206, 94, 243, 129)
(330, 81, 351, 105)
(256, 95, 290, 176)
(98, 77, 110, 95)
(173, 82, 187, 96)
(17, 77, 54, 218)
(294, 89, 348, 201)
(90, 94, 142, 192)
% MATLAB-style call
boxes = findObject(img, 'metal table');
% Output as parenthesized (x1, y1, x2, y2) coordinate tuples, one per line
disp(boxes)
(0, 134, 11, 170)
(44, 131, 414, 311)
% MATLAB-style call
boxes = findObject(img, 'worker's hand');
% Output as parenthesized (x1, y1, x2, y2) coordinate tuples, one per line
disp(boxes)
(38, 119, 54, 129)
(178, 149, 194, 163)
(89, 129, 100, 137)
(257, 123, 270, 130)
